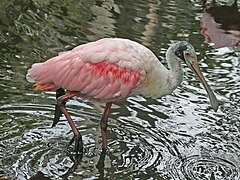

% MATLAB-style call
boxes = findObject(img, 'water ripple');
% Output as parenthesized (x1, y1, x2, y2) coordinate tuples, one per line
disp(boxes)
(180, 155, 239, 180)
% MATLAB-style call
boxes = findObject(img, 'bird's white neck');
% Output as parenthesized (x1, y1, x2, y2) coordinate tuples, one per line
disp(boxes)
(136, 56, 183, 98)
(133, 47, 184, 98)
(166, 55, 183, 93)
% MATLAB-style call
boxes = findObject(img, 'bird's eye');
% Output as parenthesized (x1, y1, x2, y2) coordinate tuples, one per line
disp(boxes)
(185, 51, 190, 56)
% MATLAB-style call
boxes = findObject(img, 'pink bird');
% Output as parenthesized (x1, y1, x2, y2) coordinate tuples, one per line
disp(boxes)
(26, 38, 218, 154)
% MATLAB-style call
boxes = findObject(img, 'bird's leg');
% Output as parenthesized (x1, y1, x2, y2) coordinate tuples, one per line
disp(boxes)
(57, 93, 83, 155)
(100, 102, 112, 150)
(52, 88, 65, 127)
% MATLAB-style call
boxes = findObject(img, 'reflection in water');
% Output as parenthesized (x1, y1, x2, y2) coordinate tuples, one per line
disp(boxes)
(140, 1, 161, 47)
(29, 171, 51, 180)
(29, 150, 107, 179)
(96, 149, 107, 179)
(201, 0, 240, 50)
(59, 154, 83, 179)
(86, 0, 118, 40)
(0, 0, 240, 179)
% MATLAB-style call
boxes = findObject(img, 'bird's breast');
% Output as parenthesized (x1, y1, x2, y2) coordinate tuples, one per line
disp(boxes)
(131, 65, 171, 98)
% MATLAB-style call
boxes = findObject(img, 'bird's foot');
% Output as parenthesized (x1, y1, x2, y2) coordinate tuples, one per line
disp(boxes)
(68, 135, 84, 155)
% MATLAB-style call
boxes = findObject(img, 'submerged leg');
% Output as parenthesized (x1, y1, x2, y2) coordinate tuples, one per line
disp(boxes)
(100, 102, 112, 150)
(52, 88, 65, 127)
(57, 93, 83, 154)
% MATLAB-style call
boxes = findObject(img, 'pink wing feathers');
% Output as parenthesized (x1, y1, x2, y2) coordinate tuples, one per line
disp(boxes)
(26, 38, 147, 101)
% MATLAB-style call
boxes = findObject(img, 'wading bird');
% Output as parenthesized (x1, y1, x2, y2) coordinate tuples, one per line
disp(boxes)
(26, 38, 218, 154)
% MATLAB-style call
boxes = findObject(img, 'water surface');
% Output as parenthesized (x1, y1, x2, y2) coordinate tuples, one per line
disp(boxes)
(0, 0, 239, 179)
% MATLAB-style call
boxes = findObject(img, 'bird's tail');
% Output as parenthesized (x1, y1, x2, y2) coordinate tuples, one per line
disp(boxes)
(33, 83, 59, 91)
(26, 61, 59, 91)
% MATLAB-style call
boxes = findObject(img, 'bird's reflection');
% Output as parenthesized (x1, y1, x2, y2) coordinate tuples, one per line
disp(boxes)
(29, 171, 51, 180)
(60, 153, 83, 179)
(61, 149, 107, 179)
(29, 149, 107, 179)
(201, 0, 240, 50)
(96, 149, 107, 179)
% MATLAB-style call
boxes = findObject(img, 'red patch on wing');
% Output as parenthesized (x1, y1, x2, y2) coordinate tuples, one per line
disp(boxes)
(89, 61, 142, 87)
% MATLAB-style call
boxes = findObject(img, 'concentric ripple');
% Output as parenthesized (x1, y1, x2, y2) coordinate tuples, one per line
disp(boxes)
(181, 155, 239, 180)
(166, 154, 240, 180)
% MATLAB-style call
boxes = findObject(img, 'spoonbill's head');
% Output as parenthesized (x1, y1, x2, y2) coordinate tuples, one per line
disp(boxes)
(174, 41, 219, 112)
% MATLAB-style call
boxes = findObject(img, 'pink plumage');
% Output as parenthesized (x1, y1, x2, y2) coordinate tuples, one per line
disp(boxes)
(26, 38, 151, 102)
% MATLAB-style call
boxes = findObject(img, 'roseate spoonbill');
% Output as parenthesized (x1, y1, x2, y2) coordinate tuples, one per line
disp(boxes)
(26, 38, 218, 154)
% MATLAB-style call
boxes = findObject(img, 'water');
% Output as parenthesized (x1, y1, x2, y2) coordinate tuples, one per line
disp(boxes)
(0, 0, 240, 179)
